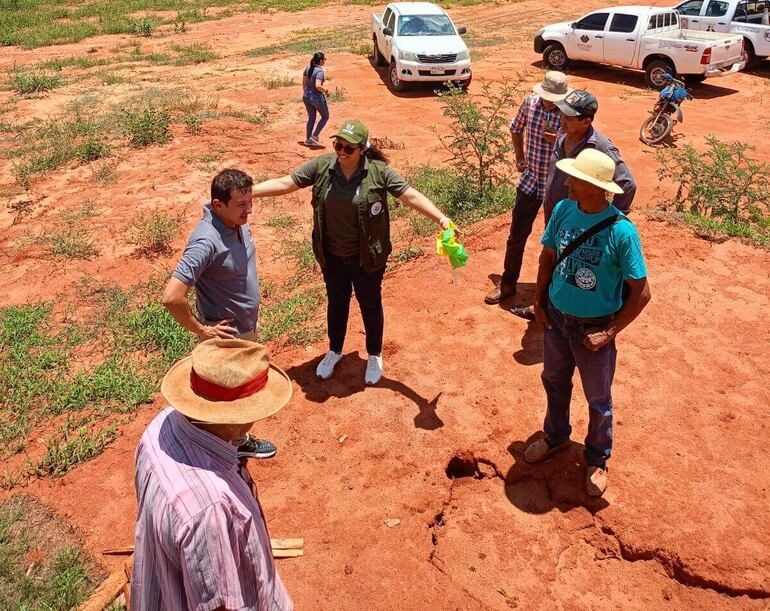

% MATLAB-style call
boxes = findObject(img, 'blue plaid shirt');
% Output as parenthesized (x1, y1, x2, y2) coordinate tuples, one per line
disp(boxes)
(510, 94, 562, 202)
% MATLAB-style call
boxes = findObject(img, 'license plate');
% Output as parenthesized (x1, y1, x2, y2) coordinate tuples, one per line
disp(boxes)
(430, 68, 445, 75)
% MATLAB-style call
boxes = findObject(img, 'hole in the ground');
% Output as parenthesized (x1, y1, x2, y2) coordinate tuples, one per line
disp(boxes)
(445, 451, 480, 479)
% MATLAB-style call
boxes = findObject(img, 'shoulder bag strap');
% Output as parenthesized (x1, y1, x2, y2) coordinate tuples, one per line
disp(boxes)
(554, 214, 620, 268)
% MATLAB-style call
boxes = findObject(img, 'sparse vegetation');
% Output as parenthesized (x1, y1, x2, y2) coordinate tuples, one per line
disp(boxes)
(327, 86, 347, 103)
(656, 136, 770, 246)
(263, 74, 297, 89)
(121, 105, 172, 147)
(170, 43, 218, 65)
(127, 209, 181, 256)
(258, 286, 324, 345)
(132, 17, 155, 38)
(247, 25, 369, 58)
(266, 213, 298, 229)
(6, 68, 62, 94)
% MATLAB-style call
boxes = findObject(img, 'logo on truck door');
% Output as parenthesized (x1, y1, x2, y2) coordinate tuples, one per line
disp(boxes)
(580, 34, 590, 43)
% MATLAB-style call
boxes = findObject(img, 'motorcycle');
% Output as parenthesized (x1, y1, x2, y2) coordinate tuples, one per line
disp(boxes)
(639, 73, 692, 145)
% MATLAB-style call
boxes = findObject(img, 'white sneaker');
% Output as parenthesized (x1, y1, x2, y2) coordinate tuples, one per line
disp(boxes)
(365, 354, 383, 385)
(316, 351, 342, 379)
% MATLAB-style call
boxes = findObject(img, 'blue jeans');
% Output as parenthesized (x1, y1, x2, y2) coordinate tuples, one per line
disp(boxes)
(542, 300, 617, 468)
(303, 95, 329, 141)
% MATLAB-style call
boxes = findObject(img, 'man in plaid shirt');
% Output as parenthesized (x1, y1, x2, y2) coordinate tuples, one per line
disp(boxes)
(485, 71, 572, 305)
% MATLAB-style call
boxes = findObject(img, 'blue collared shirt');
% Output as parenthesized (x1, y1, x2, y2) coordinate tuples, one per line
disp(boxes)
(172, 204, 260, 334)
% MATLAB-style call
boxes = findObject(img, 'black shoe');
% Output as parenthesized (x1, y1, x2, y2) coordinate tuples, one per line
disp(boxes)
(510, 304, 536, 321)
(237, 435, 277, 459)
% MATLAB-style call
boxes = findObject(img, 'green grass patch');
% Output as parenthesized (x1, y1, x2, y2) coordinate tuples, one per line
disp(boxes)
(262, 74, 297, 89)
(6, 68, 62, 94)
(258, 286, 324, 345)
(171, 43, 218, 65)
(127, 209, 181, 257)
(121, 105, 172, 147)
(392, 245, 425, 266)
(265, 213, 297, 230)
(38, 55, 110, 71)
(0, 495, 100, 609)
(247, 25, 369, 58)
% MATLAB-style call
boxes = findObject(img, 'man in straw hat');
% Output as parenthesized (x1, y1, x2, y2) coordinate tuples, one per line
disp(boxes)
(510, 89, 637, 320)
(523, 149, 651, 497)
(485, 71, 572, 305)
(132, 339, 294, 610)
(163, 169, 277, 461)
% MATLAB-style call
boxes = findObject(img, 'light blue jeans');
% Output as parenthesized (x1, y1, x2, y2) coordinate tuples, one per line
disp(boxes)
(303, 95, 329, 140)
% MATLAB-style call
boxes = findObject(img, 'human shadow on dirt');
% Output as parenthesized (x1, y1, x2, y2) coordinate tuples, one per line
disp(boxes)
(369, 57, 459, 99)
(504, 434, 609, 514)
(529, 60, 739, 99)
(285, 352, 444, 430)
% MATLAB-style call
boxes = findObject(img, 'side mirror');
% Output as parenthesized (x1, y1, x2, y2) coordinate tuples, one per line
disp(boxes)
(458, 26, 467, 35)
(383, 27, 393, 36)
(571, 22, 577, 29)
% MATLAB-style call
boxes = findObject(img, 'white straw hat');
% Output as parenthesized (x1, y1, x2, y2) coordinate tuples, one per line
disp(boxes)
(556, 149, 623, 194)
(533, 71, 573, 102)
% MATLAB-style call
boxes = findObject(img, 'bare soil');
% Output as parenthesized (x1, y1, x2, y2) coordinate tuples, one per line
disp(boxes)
(1, 0, 769, 608)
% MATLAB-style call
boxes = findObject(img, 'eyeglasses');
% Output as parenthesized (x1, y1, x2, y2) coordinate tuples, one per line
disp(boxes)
(334, 141, 359, 155)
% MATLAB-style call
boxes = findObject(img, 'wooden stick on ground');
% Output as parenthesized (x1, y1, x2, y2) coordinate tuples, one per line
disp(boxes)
(77, 556, 132, 611)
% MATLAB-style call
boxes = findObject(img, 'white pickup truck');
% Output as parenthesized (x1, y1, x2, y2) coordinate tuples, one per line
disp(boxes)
(371, 2, 472, 92)
(673, 0, 770, 66)
(534, 5, 745, 88)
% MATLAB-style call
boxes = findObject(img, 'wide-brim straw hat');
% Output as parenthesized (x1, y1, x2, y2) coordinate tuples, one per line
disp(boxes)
(161, 339, 292, 424)
(556, 148, 623, 194)
(533, 71, 572, 102)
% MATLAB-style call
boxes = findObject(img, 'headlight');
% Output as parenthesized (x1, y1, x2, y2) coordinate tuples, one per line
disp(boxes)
(457, 49, 470, 61)
(399, 50, 417, 61)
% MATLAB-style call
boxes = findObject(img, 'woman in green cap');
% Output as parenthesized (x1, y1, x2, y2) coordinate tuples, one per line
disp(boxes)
(252, 119, 454, 385)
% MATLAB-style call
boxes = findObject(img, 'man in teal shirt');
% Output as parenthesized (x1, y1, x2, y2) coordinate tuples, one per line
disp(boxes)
(524, 149, 651, 497)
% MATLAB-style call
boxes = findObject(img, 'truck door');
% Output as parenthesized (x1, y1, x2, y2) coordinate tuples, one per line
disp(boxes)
(569, 11, 609, 60)
(675, 0, 706, 30)
(699, 0, 731, 31)
(603, 12, 640, 65)
(384, 10, 396, 60)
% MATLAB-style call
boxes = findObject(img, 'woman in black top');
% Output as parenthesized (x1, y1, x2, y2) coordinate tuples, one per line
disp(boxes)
(252, 120, 454, 385)
(302, 51, 330, 146)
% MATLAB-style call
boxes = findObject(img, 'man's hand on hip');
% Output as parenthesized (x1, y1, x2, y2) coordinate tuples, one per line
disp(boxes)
(197, 320, 238, 340)
(533, 302, 551, 330)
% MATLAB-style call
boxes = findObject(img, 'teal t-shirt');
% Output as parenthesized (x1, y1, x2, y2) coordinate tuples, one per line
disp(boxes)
(541, 199, 647, 318)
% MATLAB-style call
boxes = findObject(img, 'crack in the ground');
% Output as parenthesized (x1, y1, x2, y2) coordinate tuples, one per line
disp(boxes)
(427, 478, 456, 571)
(595, 522, 770, 600)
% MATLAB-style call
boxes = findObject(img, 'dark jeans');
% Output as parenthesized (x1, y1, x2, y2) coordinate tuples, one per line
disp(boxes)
(322, 252, 385, 356)
(542, 300, 617, 468)
(501, 187, 542, 287)
(303, 95, 329, 140)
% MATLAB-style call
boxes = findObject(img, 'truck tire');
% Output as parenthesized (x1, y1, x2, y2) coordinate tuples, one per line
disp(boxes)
(645, 59, 675, 89)
(373, 36, 386, 67)
(388, 60, 407, 93)
(741, 39, 757, 70)
(543, 43, 568, 70)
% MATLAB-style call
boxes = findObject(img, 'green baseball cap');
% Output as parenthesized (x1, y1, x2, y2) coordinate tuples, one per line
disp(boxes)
(334, 120, 369, 144)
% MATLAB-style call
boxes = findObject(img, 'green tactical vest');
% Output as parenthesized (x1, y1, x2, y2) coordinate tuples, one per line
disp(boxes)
(310, 153, 392, 272)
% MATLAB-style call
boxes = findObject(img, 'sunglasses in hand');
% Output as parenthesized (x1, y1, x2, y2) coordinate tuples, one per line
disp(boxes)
(333, 141, 360, 155)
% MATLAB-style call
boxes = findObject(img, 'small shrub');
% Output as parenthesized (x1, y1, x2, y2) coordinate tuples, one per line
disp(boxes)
(262, 74, 297, 89)
(92, 161, 118, 184)
(46, 230, 100, 259)
(133, 18, 155, 38)
(327, 86, 347, 103)
(122, 106, 172, 147)
(393, 246, 425, 265)
(184, 114, 203, 135)
(127, 210, 180, 256)
(74, 140, 109, 163)
(656, 135, 770, 226)
(99, 72, 125, 86)
(7, 69, 62, 94)
(171, 43, 218, 65)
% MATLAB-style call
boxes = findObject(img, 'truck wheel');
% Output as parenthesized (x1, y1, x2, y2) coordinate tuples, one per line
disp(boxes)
(640, 113, 673, 145)
(373, 36, 386, 67)
(543, 44, 568, 70)
(741, 39, 757, 70)
(388, 60, 406, 93)
(645, 59, 675, 89)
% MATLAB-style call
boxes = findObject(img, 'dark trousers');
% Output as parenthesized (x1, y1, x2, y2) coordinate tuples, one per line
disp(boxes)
(542, 300, 616, 468)
(322, 252, 385, 355)
(501, 188, 542, 287)
(303, 96, 329, 140)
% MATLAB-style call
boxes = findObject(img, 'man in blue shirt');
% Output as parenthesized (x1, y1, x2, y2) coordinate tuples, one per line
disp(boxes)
(524, 149, 651, 497)
(162, 169, 276, 460)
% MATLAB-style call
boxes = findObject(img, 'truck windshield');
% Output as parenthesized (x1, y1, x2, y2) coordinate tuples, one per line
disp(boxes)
(397, 14, 456, 36)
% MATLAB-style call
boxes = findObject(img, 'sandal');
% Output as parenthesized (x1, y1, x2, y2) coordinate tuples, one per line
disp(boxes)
(510, 304, 536, 321)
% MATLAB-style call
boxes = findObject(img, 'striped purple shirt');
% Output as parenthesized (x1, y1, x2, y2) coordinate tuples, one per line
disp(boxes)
(510, 94, 562, 202)
(132, 407, 293, 611)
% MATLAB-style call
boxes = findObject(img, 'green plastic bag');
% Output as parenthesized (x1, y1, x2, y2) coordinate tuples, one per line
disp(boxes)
(435, 221, 468, 269)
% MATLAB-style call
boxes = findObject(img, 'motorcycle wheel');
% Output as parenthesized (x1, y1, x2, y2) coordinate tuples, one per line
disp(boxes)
(640, 112, 673, 145)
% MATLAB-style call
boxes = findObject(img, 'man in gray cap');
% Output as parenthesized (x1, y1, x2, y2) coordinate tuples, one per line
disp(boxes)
(485, 71, 572, 305)
(511, 89, 637, 321)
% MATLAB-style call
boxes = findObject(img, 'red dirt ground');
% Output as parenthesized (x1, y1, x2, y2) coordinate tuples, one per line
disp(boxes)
(1, 0, 769, 608)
